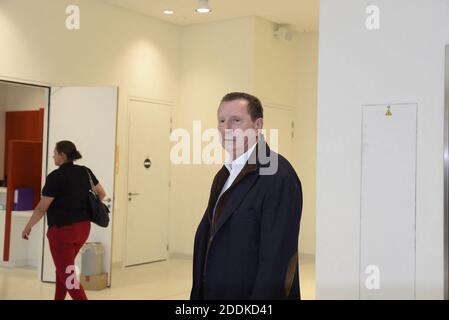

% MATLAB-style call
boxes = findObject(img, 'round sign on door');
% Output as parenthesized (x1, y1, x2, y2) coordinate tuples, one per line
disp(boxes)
(144, 158, 151, 169)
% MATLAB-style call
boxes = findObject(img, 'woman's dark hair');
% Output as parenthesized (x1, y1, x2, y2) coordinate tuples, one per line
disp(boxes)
(55, 140, 82, 162)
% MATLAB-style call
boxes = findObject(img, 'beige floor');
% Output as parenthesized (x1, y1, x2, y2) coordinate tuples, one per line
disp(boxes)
(0, 255, 315, 300)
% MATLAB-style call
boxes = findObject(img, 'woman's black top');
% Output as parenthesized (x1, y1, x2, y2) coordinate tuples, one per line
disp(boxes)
(42, 162, 99, 227)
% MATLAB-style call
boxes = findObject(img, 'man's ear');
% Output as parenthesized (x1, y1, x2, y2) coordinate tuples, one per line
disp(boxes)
(255, 117, 263, 130)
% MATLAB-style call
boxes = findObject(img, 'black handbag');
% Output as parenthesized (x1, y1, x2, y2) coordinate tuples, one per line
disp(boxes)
(85, 167, 110, 228)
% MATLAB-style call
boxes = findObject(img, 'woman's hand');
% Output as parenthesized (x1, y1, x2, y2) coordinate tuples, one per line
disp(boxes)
(94, 183, 107, 202)
(22, 196, 54, 240)
(22, 226, 32, 240)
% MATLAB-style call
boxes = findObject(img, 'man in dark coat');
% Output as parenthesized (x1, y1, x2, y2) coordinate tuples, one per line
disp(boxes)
(191, 92, 303, 300)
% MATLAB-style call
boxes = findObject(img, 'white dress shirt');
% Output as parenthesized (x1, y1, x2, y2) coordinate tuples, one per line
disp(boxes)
(212, 143, 257, 222)
(222, 142, 257, 194)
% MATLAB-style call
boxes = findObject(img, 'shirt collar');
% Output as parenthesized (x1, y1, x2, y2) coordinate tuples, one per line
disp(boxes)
(60, 162, 74, 168)
(224, 142, 257, 172)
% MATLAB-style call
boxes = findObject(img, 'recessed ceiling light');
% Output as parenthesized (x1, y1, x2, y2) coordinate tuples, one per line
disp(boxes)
(164, 10, 174, 15)
(195, 0, 211, 13)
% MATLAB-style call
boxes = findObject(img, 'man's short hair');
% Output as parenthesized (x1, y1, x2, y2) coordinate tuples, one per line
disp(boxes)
(221, 92, 263, 122)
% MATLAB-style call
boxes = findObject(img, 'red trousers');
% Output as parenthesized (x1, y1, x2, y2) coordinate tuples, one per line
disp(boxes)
(47, 220, 91, 300)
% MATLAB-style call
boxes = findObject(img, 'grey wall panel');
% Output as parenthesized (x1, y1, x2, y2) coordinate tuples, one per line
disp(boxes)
(360, 104, 417, 299)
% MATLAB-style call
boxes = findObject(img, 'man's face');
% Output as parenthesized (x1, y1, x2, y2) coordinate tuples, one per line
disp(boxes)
(217, 99, 263, 159)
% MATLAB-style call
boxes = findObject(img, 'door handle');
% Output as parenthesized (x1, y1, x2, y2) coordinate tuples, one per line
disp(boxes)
(128, 193, 140, 196)
(104, 197, 112, 203)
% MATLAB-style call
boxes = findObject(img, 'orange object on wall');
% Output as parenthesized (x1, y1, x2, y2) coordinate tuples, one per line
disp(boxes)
(4, 109, 44, 179)
(2, 140, 43, 261)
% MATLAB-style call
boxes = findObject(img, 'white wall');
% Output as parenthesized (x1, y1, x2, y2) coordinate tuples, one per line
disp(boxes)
(0, 0, 317, 266)
(170, 17, 311, 257)
(254, 18, 300, 108)
(1, 82, 46, 111)
(0, 212, 44, 268)
(0, 0, 180, 264)
(254, 18, 319, 256)
(296, 32, 318, 256)
(316, 0, 449, 299)
(0, 85, 6, 106)
(171, 17, 255, 256)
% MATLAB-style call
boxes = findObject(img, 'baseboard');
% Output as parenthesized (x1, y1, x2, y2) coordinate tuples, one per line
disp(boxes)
(167, 253, 311, 261)
(169, 253, 193, 260)
(111, 261, 123, 269)
(0, 259, 38, 268)
(112, 253, 305, 264)
(0, 260, 16, 268)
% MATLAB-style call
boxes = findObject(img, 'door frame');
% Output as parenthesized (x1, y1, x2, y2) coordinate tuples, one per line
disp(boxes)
(444, 45, 449, 300)
(0, 77, 50, 282)
(124, 96, 173, 267)
(0, 77, 119, 287)
(41, 86, 118, 286)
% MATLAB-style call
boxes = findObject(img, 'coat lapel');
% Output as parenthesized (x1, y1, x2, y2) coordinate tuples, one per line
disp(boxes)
(213, 163, 259, 234)
(212, 144, 262, 234)
(208, 137, 273, 235)
(206, 166, 230, 224)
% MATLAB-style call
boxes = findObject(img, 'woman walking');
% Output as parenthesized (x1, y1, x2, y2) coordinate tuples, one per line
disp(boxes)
(22, 140, 106, 300)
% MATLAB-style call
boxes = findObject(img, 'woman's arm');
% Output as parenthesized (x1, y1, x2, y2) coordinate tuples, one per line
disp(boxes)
(22, 196, 54, 240)
(94, 183, 106, 202)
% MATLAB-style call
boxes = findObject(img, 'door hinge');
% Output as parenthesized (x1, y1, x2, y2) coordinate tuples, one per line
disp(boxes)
(170, 117, 173, 134)
(168, 180, 171, 187)
(166, 244, 169, 251)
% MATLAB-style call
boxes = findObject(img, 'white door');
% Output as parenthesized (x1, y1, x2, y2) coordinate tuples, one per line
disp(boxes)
(125, 99, 170, 266)
(263, 106, 295, 163)
(41, 87, 117, 285)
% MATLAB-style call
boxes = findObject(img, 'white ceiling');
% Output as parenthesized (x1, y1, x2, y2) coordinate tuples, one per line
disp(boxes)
(101, 0, 319, 32)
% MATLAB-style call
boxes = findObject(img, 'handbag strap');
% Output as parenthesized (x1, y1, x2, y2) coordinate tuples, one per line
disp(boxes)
(84, 167, 96, 191)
